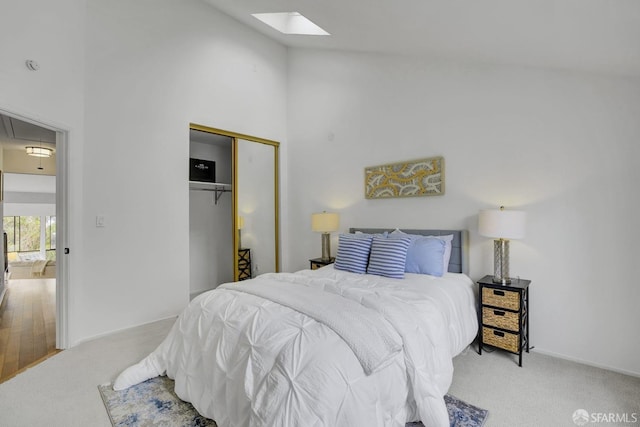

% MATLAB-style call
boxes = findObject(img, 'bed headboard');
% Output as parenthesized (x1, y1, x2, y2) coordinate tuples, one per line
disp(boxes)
(348, 228, 469, 274)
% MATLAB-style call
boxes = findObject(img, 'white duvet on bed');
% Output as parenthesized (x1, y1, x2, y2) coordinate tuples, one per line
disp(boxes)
(114, 266, 478, 427)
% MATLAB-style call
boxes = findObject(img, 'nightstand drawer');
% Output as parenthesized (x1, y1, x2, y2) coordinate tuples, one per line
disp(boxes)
(482, 326, 519, 353)
(482, 307, 519, 331)
(482, 287, 520, 310)
(238, 248, 252, 281)
(309, 258, 335, 270)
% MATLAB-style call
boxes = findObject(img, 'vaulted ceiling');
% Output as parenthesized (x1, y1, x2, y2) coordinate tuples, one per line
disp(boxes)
(3, 1, 639, 153)
(205, 0, 640, 76)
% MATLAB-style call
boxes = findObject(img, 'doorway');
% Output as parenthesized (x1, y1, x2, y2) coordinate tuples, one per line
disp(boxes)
(0, 109, 68, 381)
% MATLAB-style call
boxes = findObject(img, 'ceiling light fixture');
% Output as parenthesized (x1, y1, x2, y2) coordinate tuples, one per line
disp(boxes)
(26, 146, 53, 158)
(251, 12, 330, 36)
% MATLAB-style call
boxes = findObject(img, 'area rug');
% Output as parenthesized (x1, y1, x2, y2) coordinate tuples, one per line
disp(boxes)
(98, 376, 488, 427)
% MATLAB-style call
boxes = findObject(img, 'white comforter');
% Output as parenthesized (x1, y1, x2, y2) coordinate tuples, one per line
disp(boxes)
(114, 266, 478, 427)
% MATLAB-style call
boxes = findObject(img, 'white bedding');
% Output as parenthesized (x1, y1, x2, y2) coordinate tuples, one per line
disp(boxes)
(114, 266, 478, 427)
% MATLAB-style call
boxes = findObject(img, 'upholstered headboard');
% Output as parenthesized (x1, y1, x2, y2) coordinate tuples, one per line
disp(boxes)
(348, 228, 469, 274)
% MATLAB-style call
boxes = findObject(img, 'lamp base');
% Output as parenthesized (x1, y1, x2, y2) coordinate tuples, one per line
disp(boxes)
(492, 239, 511, 284)
(321, 233, 331, 262)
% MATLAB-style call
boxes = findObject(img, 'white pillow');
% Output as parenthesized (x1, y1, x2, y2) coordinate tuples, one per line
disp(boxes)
(437, 234, 454, 273)
(18, 252, 44, 261)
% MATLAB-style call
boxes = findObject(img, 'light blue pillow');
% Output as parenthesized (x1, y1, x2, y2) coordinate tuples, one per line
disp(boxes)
(389, 229, 453, 273)
(367, 236, 411, 279)
(334, 234, 373, 274)
(404, 237, 446, 276)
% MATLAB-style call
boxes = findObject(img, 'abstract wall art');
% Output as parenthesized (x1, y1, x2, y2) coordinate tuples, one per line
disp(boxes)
(365, 156, 444, 199)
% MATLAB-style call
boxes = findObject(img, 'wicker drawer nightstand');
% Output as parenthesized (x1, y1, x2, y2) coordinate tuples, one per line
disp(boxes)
(238, 248, 251, 281)
(309, 258, 335, 270)
(478, 275, 531, 366)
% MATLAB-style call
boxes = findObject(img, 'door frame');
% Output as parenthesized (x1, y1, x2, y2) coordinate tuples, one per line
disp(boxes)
(0, 107, 70, 349)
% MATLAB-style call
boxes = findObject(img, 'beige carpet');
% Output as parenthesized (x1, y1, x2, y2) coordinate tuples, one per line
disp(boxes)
(0, 317, 175, 427)
(0, 317, 638, 427)
(449, 347, 640, 426)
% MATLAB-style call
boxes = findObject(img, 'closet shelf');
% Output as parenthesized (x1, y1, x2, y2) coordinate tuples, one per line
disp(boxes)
(189, 181, 231, 204)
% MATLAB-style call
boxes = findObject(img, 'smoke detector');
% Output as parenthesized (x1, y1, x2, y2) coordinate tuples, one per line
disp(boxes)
(25, 60, 40, 71)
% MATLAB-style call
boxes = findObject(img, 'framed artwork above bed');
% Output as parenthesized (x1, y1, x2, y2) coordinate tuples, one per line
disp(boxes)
(364, 156, 444, 199)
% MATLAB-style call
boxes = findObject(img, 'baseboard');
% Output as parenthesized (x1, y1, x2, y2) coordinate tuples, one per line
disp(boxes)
(71, 315, 178, 348)
(533, 347, 640, 379)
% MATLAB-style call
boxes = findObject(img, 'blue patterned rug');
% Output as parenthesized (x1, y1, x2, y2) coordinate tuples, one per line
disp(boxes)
(98, 376, 487, 427)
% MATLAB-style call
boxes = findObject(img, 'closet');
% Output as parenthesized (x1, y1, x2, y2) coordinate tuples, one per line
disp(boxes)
(189, 130, 233, 298)
(188, 124, 279, 298)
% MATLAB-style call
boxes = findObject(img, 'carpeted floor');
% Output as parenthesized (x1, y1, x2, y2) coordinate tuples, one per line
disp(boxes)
(98, 376, 488, 427)
(0, 318, 638, 427)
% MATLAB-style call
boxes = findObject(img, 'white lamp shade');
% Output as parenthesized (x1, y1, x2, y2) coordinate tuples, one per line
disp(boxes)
(237, 216, 244, 230)
(478, 208, 526, 239)
(311, 212, 339, 233)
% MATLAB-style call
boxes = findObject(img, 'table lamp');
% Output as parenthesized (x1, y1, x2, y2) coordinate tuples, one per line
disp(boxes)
(478, 206, 526, 284)
(311, 212, 339, 261)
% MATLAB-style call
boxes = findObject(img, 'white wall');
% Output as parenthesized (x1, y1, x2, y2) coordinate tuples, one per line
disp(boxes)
(0, 0, 85, 345)
(0, 143, 3, 282)
(3, 173, 56, 216)
(0, 0, 85, 125)
(189, 140, 233, 296)
(2, 0, 287, 346)
(286, 49, 640, 376)
(3, 203, 55, 217)
(77, 0, 287, 343)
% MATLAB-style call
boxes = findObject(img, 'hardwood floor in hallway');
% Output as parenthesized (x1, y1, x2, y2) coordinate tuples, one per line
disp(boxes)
(0, 278, 59, 383)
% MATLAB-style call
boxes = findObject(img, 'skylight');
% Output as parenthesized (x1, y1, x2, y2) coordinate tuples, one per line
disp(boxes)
(251, 12, 330, 36)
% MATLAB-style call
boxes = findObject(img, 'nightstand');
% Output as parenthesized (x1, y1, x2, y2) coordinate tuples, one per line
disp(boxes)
(478, 275, 531, 367)
(309, 257, 335, 270)
(238, 248, 251, 281)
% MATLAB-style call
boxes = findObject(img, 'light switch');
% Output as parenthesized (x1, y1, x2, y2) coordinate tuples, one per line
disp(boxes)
(96, 216, 105, 227)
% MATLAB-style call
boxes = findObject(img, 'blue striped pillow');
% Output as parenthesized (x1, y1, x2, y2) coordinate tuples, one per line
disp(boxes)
(334, 234, 373, 274)
(367, 236, 411, 279)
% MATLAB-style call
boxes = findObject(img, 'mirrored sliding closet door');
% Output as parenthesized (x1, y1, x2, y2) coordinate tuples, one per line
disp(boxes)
(188, 124, 279, 297)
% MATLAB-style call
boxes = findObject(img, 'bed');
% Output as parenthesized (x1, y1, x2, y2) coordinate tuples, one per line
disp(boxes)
(114, 229, 478, 427)
(7, 260, 56, 279)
